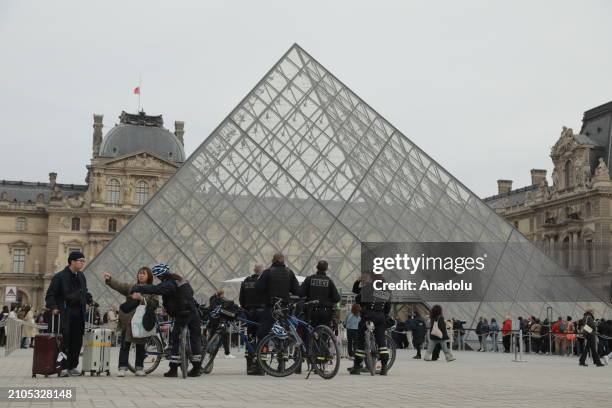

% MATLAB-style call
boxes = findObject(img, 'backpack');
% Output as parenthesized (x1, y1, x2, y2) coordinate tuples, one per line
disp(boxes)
(559, 322, 566, 333)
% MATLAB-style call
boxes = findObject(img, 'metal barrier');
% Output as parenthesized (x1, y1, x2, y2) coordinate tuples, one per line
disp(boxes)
(2, 317, 24, 357)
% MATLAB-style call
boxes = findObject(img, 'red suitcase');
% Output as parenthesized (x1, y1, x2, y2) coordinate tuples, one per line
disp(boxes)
(32, 314, 64, 378)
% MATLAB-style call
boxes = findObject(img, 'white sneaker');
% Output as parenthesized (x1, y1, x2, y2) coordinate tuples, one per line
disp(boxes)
(603, 356, 609, 366)
(117, 369, 126, 377)
(224, 354, 236, 359)
(135, 370, 146, 376)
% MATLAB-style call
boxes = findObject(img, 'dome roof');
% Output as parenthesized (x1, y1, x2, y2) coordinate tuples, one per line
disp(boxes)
(98, 111, 185, 162)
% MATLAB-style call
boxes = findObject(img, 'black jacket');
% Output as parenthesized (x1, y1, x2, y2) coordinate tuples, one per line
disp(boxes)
(409, 316, 427, 345)
(300, 272, 340, 307)
(352, 279, 391, 315)
(239, 274, 265, 309)
(44, 266, 93, 335)
(255, 262, 300, 305)
(133, 279, 196, 317)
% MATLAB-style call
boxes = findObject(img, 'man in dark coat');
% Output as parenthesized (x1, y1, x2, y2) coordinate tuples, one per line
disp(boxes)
(408, 310, 426, 358)
(255, 253, 300, 339)
(45, 251, 92, 376)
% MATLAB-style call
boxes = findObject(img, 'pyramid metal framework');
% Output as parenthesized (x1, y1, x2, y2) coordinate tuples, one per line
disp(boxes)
(86, 44, 609, 326)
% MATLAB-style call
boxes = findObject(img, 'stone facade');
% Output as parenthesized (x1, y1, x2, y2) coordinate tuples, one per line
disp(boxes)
(484, 101, 612, 299)
(0, 111, 184, 309)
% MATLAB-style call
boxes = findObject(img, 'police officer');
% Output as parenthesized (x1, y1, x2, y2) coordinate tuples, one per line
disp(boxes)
(239, 264, 265, 375)
(255, 253, 300, 339)
(131, 263, 203, 377)
(350, 271, 392, 376)
(300, 260, 340, 328)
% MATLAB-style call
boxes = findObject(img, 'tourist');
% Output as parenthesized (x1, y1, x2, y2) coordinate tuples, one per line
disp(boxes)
(423, 304, 455, 362)
(103, 267, 159, 377)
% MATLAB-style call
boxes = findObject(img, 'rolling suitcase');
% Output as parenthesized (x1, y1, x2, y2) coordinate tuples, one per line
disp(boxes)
(32, 314, 64, 378)
(81, 310, 112, 376)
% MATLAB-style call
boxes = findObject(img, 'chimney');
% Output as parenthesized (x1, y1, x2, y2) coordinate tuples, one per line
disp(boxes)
(174, 121, 185, 146)
(49, 172, 57, 187)
(497, 179, 513, 195)
(93, 114, 104, 158)
(530, 169, 547, 185)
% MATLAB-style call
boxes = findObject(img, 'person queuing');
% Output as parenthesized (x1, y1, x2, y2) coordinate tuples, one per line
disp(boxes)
(255, 253, 300, 340)
(579, 309, 604, 367)
(300, 260, 341, 328)
(208, 289, 235, 359)
(44, 251, 93, 377)
(502, 315, 512, 353)
(238, 264, 265, 375)
(131, 263, 203, 377)
(344, 304, 361, 358)
(103, 267, 159, 377)
(349, 271, 391, 376)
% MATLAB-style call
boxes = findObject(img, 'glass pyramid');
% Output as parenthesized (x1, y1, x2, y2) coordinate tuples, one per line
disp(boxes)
(85, 44, 610, 327)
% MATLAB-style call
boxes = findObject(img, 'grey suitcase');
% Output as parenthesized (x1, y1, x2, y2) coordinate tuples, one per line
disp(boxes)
(81, 311, 112, 376)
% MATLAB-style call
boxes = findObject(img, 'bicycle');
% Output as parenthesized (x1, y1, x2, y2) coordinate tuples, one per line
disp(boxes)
(127, 318, 172, 375)
(363, 319, 397, 375)
(127, 314, 207, 378)
(256, 298, 341, 379)
(200, 302, 260, 374)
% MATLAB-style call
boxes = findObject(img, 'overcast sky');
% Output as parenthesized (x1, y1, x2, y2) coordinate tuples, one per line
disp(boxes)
(1, 1, 611, 198)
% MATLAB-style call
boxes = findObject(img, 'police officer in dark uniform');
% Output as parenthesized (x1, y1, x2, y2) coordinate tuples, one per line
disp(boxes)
(131, 263, 203, 377)
(350, 271, 392, 376)
(300, 260, 340, 328)
(239, 264, 265, 375)
(255, 253, 300, 339)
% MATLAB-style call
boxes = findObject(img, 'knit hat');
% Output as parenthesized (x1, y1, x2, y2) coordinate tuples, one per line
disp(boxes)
(68, 251, 85, 263)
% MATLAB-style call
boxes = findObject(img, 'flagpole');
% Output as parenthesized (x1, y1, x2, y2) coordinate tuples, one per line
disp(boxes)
(138, 74, 142, 112)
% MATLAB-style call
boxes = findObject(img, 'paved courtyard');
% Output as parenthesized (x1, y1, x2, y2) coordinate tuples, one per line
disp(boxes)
(0, 347, 610, 408)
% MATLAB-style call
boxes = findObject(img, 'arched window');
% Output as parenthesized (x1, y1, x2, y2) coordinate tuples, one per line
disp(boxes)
(16, 217, 27, 232)
(564, 161, 572, 188)
(71, 217, 80, 231)
(135, 180, 149, 205)
(107, 178, 121, 203)
(108, 218, 117, 233)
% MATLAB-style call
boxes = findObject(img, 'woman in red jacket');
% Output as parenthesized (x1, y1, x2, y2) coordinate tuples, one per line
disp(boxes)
(502, 316, 512, 353)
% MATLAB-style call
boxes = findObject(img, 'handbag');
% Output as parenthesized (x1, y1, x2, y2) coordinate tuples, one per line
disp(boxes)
(431, 318, 443, 339)
(131, 299, 156, 338)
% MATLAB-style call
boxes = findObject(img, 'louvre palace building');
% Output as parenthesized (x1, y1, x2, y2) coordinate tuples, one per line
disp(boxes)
(484, 101, 612, 302)
(0, 111, 185, 309)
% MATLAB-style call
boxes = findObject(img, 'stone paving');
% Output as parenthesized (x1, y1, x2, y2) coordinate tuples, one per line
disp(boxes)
(0, 347, 610, 408)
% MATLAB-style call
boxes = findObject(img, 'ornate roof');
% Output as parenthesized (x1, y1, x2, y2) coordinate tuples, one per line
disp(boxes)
(98, 111, 185, 162)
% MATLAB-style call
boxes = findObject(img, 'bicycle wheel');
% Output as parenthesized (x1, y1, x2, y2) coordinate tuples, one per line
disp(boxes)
(201, 333, 220, 374)
(384, 334, 397, 371)
(127, 336, 163, 375)
(179, 326, 189, 379)
(256, 333, 302, 377)
(309, 325, 340, 380)
(364, 332, 376, 376)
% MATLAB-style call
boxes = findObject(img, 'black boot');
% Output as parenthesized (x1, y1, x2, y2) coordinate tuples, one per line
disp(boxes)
(164, 363, 179, 378)
(349, 358, 362, 375)
(379, 361, 388, 376)
(187, 361, 202, 377)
